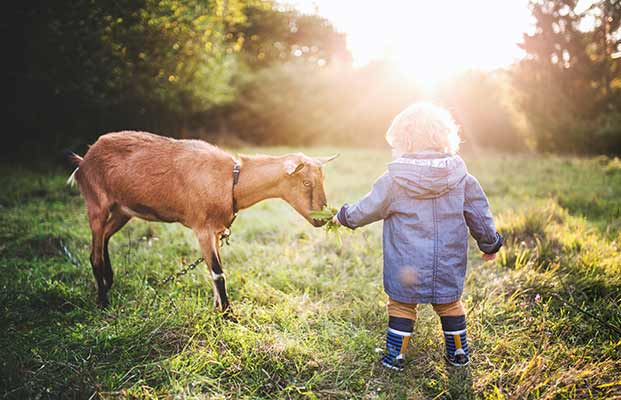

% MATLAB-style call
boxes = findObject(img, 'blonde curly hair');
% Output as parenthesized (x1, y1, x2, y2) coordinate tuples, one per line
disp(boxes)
(385, 102, 461, 155)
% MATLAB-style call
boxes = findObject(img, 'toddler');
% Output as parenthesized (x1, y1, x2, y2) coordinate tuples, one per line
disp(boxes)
(333, 103, 503, 370)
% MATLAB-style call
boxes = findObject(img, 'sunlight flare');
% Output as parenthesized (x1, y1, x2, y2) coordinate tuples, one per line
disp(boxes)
(290, 0, 533, 86)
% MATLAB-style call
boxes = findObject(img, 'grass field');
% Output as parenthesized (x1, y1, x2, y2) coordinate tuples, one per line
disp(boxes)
(1, 148, 621, 399)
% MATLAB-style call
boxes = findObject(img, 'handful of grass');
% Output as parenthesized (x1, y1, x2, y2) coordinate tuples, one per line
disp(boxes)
(310, 206, 343, 246)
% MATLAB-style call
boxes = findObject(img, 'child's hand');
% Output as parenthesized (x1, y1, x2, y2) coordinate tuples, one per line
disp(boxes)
(482, 253, 496, 261)
(332, 215, 341, 225)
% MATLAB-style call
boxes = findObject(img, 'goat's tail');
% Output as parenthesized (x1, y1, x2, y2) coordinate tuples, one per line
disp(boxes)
(66, 153, 83, 187)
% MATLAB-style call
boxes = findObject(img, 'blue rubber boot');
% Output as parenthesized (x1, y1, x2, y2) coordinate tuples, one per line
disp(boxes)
(380, 316, 414, 371)
(441, 315, 470, 367)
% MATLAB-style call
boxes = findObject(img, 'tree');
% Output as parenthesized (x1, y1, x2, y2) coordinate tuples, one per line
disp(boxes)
(513, 0, 621, 154)
(4, 0, 351, 157)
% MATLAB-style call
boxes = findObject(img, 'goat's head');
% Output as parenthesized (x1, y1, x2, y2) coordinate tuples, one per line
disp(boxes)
(280, 153, 338, 227)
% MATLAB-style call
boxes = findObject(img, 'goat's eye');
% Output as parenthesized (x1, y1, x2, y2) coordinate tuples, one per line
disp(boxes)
(303, 180, 312, 187)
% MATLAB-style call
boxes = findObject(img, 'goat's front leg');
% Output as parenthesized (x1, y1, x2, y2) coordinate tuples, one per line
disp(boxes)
(196, 230, 232, 316)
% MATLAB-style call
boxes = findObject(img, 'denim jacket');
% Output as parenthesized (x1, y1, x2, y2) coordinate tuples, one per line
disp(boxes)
(337, 152, 503, 304)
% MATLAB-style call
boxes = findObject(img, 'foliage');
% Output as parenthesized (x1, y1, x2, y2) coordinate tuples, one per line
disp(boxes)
(238, 5, 350, 69)
(6, 0, 621, 159)
(1, 150, 621, 398)
(309, 205, 342, 246)
(436, 70, 526, 151)
(513, 0, 621, 155)
(227, 61, 409, 146)
(3, 0, 532, 159)
(228, 60, 526, 150)
(4, 0, 349, 157)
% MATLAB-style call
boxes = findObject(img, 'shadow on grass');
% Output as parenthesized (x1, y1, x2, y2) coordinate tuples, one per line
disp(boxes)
(0, 267, 191, 399)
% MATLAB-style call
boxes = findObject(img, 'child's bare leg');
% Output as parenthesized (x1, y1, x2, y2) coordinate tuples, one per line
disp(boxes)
(433, 300, 470, 367)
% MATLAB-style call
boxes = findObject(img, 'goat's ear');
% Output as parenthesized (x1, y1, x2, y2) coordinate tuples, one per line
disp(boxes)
(284, 159, 305, 175)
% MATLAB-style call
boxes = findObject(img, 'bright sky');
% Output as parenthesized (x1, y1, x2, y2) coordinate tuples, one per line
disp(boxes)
(288, 0, 536, 85)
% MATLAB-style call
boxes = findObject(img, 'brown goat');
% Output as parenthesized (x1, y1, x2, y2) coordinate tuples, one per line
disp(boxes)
(69, 131, 336, 312)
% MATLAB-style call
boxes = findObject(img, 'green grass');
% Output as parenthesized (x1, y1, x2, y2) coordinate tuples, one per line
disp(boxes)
(1, 149, 621, 399)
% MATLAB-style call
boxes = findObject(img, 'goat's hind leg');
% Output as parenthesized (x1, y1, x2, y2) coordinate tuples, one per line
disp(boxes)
(88, 207, 109, 307)
(102, 210, 131, 290)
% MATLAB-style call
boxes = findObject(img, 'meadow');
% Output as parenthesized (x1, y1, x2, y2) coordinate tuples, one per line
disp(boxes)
(1, 148, 620, 399)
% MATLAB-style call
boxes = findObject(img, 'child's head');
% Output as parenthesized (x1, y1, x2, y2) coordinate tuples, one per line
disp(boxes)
(386, 102, 460, 156)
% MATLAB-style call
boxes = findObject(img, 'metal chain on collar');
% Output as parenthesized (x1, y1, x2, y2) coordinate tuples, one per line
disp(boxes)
(59, 239, 81, 267)
(158, 230, 232, 287)
(159, 256, 205, 286)
(58, 232, 231, 288)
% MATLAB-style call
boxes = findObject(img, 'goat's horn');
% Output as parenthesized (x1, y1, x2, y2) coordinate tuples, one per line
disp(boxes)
(316, 154, 340, 164)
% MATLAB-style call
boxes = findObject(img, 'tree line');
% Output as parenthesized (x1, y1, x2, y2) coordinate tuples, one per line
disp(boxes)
(2, 0, 620, 160)
(514, 0, 621, 154)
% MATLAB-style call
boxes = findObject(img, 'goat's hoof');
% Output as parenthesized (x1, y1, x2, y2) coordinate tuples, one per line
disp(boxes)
(222, 307, 238, 323)
(223, 312, 238, 323)
(96, 296, 109, 308)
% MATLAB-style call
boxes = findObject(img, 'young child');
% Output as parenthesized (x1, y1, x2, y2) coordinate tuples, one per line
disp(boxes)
(333, 102, 503, 370)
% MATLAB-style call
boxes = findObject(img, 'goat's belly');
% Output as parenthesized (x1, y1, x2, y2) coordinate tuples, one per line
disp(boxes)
(120, 205, 178, 223)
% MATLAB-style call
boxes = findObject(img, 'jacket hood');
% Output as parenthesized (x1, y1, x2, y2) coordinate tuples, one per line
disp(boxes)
(387, 152, 467, 199)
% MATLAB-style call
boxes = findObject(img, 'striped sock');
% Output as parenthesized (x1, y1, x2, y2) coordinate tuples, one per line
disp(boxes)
(440, 315, 470, 366)
(381, 316, 414, 371)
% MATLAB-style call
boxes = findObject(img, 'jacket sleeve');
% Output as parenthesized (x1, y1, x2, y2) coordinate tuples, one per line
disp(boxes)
(463, 174, 504, 254)
(336, 173, 392, 229)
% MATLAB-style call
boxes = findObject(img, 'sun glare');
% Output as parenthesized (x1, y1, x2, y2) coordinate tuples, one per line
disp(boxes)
(289, 0, 533, 89)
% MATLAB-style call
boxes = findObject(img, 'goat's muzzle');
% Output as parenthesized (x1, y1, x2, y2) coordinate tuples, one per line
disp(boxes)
(311, 218, 328, 227)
